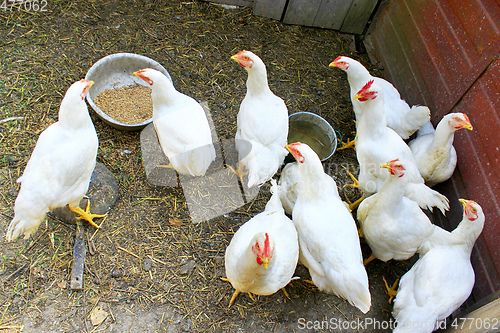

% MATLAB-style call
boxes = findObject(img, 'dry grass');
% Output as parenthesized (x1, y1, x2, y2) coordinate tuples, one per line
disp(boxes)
(0, 1, 408, 332)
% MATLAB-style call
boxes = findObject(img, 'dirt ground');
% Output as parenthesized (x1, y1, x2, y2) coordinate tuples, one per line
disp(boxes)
(0, 1, 412, 332)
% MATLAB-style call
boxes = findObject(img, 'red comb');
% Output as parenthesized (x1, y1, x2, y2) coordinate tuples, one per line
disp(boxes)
(358, 80, 374, 96)
(333, 56, 342, 62)
(263, 233, 271, 257)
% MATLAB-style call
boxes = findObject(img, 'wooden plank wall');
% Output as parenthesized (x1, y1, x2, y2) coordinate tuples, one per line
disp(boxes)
(203, 0, 379, 34)
(253, 0, 287, 20)
(364, 0, 500, 306)
(204, 0, 255, 7)
(272, 0, 378, 34)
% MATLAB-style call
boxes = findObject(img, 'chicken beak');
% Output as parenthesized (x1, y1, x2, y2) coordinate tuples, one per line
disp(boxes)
(81, 80, 94, 99)
(230, 54, 239, 62)
(133, 71, 153, 86)
(285, 144, 305, 163)
(353, 93, 361, 100)
(261, 257, 269, 269)
(463, 122, 473, 131)
(329, 61, 338, 68)
(459, 198, 468, 209)
(381, 162, 389, 170)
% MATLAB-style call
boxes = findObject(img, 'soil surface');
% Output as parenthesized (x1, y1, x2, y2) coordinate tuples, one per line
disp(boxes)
(0, 1, 410, 332)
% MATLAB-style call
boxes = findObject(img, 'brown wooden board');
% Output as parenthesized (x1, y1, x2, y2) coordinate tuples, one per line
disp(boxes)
(313, 0, 353, 30)
(201, 0, 254, 7)
(253, 0, 288, 20)
(283, 0, 322, 26)
(365, 0, 500, 308)
(340, 0, 378, 34)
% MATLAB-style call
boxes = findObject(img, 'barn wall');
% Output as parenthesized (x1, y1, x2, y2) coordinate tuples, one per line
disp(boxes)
(364, 0, 500, 305)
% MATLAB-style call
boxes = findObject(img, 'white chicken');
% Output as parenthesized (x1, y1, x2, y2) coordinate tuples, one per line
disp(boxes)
(277, 162, 300, 215)
(330, 56, 430, 141)
(230, 50, 289, 188)
(357, 159, 433, 265)
(286, 142, 371, 314)
(409, 113, 473, 187)
(224, 179, 299, 307)
(353, 80, 449, 214)
(278, 161, 349, 216)
(133, 68, 215, 177)
(393, 199, 485, 333)
(6, 79, 104, 241)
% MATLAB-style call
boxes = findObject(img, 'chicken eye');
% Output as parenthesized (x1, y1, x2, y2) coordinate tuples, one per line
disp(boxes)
(472, 208, 477, 213)
(455, 117, 461, 122)
(244, 56, 249, 60)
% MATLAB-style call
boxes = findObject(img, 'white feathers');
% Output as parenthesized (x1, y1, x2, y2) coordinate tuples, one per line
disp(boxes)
(393, 200, 485, 333)
(6, 80, 98, 241)
(232, 50, 289, 188)
(135, 68, 216, 177)
(287, 143, 371, 314)
(331, 56, 430, 139)
(354, 81, 449, 214)
(224, 179, 299, 297)
(409, 113, 473, 187)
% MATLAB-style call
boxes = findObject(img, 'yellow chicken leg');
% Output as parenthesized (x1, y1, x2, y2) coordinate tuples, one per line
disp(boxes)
(281, 287, 290, 300)
(69, 200, 106, 229)
(347, 197, 363, 211)
(343, 170, 364, 210)
(228, 289, 240, 308)
(383, 277, 399, 303)
(343, 169, 360, 189)
(157, 162, 175, 170)
(337, 137, 356, 151)
(221, 277, 243, 308)
(226, 162, 248, 184)
(358, 227, 365, 238)
(363, 254, 376, 266)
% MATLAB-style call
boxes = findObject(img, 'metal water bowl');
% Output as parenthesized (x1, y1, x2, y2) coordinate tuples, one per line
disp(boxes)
(288, 112, 337, 161)
(85, 53, 171, 131)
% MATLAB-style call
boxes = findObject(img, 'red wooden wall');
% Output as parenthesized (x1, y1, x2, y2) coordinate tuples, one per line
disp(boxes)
(364, 0, 500, 306)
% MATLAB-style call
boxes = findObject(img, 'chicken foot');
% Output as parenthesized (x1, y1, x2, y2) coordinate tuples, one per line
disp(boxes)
(157, 162, 175, 170)
(383, 277, 399, 303)
(228, 290, 240, 308)
(226, 162, 249, 185)
(69, 200, 106, 229)
(343, 169, 360, 189)
(342, 170, 364, 210)
(337, 137, 356, 151)
(363, 254, 376, 266)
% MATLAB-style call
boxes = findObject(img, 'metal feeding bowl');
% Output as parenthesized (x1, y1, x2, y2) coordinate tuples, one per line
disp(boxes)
(85, 53, 171, 131)
(288, 112, 337, 161)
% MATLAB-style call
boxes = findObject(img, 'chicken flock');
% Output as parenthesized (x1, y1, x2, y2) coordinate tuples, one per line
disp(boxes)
(5, 50, 484, 332)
